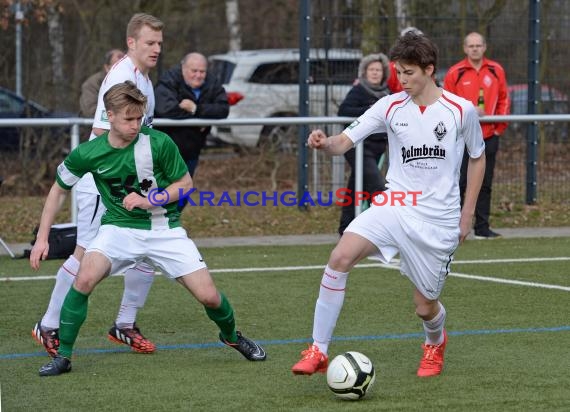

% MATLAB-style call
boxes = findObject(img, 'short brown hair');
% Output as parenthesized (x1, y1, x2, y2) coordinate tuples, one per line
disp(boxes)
(389, 32, 438, 74)
(103, 81, 147, 116)
(126, 13, 163, 40)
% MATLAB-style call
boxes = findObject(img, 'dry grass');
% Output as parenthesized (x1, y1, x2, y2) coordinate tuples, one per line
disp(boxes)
(0, 146, 568, 243)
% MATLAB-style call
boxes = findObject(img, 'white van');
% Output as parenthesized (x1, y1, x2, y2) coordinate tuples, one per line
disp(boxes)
(209, 48, 362, 151)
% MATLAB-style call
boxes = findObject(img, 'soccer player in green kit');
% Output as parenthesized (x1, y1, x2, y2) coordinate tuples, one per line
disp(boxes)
(30, 81, 266, 376)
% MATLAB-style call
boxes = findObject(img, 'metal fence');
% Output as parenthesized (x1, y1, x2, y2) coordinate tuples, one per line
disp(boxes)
(297, 0, 570, 207)
(303, 115, 570, 214)
(1, 114, 568, 222)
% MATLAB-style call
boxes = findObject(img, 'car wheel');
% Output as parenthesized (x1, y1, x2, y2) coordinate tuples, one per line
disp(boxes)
(259, 124, 299, 154)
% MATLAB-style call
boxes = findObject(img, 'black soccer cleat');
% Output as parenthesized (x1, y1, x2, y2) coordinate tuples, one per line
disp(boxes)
(32, 321, 59, 357)
(39, 355, 72, 377)
(219, 331, 267, 361)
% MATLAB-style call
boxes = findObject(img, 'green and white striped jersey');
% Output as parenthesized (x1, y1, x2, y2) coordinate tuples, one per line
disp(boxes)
(56, 126, 188, 230)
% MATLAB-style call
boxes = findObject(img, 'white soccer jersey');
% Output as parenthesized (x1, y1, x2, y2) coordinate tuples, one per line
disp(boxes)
(344, 90, 485, 226)
(92, 55, 155, 131)
(77, 55, 155, 194)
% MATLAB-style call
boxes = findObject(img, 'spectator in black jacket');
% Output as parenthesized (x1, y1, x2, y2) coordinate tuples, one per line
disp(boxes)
(155, 52, 229, 177)
(337, 53, 391, 235)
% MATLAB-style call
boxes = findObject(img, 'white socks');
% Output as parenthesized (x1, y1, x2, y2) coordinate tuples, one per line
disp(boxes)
(312, 265, 348, 355)
(41, 255, 80, 330)
(423, 302, 446, 345)
(115, 261, 155, 329)
(41, 257, 155, 331)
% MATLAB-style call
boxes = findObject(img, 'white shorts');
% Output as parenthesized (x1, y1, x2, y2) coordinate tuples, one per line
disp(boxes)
(86, 225, 207, 279)
(76, 191, 106, 249)
(345, 204, 459, 300)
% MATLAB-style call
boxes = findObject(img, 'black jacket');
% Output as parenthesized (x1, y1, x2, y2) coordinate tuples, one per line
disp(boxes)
(338, 83, 388, 152)
(154, 65, 229, 160)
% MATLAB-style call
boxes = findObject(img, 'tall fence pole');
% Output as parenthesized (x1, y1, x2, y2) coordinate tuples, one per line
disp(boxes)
(353, 143, 364, 218)
(14, 0, 24, 96)
(297, 0, 310, 210)
(526, 0, 540, 204)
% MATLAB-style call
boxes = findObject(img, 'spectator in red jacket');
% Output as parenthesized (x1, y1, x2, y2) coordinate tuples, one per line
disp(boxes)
(444, 32, 510, 239)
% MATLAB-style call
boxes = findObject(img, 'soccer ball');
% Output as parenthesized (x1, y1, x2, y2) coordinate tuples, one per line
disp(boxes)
(326, 351, 376, 400)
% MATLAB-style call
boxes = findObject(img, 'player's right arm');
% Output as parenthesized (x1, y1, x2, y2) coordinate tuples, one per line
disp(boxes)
(309, 96, 388, 156)
(307, 129, 353, 156)
(29, 183, 69, 270)
(30, 148, 88, 269)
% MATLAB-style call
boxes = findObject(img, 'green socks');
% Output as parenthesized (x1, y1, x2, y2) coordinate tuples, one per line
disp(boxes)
(58, 289, 236, 357)
(205, 293, 237, 343)
(58, 286, 89, 358)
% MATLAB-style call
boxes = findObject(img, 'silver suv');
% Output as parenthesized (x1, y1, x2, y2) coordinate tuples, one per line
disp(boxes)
(209, 48, 362, 150)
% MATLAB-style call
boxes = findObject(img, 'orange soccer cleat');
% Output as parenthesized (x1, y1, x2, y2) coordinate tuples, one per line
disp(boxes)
(291, 344, 329, 375)
(417, 329, 448, 377)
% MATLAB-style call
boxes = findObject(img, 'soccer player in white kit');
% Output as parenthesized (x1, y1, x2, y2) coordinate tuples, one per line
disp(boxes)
(292, 32, 486, 378)
(32, 13, 164, 356)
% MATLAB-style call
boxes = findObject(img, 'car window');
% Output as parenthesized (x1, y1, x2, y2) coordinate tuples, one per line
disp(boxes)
(509, 85, 568, 114)
(209, 59, 236, 84)
(249, 62, 299, 84)
(248, 59, 360, 85)
(0, 91, 24, 114)
(311, 59, 360, 85)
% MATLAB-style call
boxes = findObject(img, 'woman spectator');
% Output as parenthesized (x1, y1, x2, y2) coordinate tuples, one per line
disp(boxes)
(337, 53, 390, 235)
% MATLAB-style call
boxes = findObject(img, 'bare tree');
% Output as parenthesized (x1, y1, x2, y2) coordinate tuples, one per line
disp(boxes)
(394, 0, 411, 32)
(226, 0, 242, 51)
(46, 2, 64, 109)
(361, 0, 382, 55)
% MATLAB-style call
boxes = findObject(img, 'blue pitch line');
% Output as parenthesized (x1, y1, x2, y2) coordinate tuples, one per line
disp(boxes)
(2, 325, 569, 361)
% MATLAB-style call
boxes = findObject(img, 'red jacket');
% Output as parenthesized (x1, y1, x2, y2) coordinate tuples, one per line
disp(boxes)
(387, 61, 403, 93)
(443, 57, 510, 138)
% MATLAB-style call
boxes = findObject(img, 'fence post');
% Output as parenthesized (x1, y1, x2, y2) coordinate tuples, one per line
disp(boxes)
(15, 1, 24, 96)
(297, 0, 310, 210)
(354, 142, 364, 218)
(526, 0, 540, 204)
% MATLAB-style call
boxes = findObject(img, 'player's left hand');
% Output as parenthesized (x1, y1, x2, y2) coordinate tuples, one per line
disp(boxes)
(122, 192, 150, 211)
(458, 215, 472, 244)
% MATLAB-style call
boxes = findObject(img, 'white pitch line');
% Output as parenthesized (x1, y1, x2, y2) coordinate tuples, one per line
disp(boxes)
(366, 256, 570, 265)
(453, 257, 570, 264)
(366, 259, 570, 291)
(448, 272, 570, 291)
(2, 257, 569, 291)
(361, 260, 570, 291)
(0, 275, 57, 282)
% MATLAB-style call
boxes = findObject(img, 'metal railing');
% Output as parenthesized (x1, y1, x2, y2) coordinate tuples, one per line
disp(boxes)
(1, 114, 568, 222)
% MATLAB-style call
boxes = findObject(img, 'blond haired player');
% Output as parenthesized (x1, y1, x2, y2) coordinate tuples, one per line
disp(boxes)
(33, 13, 164, 356)
(32, 81, 266, 376)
